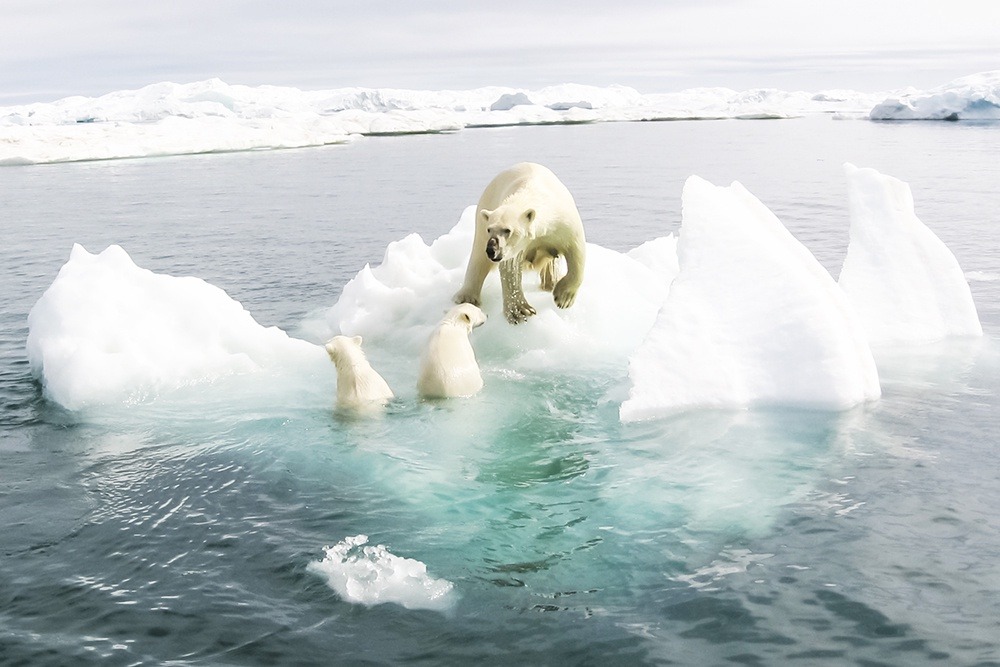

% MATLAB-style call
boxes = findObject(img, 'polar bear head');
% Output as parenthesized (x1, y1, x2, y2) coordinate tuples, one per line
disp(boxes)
(442, 302, 488, 330)
(480, 206, 536, 262)
(324, 335, 367, 371)
(324, 335, 394, 407)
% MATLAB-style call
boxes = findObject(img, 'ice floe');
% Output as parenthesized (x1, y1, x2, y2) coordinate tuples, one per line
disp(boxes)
(26, 167, 981, 419)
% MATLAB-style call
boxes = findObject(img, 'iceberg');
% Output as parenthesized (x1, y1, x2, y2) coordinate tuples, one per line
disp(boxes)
(25, 168, 979, 419)
(869, 70, 1000, 120)
(839, 164, 982, 344)
(619, 176, 881, 422)
(26, 244, 324, 411)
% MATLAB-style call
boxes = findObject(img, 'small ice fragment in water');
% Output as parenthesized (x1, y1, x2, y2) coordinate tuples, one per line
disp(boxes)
(308, 535, 456, 612)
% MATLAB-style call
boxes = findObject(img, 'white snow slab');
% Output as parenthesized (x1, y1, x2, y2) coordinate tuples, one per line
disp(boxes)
(620, 176, 880, 421)
(839, 163, 982, 344)
(869, 70, 1000, 120)
(26, 244, 323, 411)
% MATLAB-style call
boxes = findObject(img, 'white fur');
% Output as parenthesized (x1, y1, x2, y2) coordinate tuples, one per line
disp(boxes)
(325, 335, 394, 410)
(417, 304, 487, 398)
(454, 162, 586, 324)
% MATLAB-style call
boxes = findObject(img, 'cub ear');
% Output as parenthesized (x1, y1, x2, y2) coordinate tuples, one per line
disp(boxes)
(523, 208, 536, 224)
(351, 335, 363, 347)
(479, 208, 493, 224)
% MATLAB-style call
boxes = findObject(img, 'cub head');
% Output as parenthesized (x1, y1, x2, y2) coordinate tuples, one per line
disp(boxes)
(324, 335, 365, 369)
(480, 206, 536, 262)
(442, 303, 487, 331)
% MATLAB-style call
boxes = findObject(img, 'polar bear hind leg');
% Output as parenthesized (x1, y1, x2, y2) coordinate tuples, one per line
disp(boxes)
(523, 247, 561, 292)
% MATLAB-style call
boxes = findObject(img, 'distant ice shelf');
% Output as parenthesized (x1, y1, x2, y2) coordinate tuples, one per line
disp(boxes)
(869, 70, 1000, 120)
(4, 71, 995, 165)
(0, 78, 883, 165)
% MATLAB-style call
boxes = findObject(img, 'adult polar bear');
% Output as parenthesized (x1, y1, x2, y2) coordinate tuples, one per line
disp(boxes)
(454, 162, 586, 324)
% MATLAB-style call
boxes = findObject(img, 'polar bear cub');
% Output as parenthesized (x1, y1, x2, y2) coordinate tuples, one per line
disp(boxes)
(454, 162, 586, 324)
(418, 304, 487, 398)
(325, 335, 394, 410)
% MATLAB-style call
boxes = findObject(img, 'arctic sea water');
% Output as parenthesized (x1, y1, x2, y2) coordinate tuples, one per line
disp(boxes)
(2, 116, 999, 665)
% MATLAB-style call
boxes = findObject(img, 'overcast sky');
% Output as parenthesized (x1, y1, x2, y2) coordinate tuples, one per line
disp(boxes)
(2, 0, 997, 104)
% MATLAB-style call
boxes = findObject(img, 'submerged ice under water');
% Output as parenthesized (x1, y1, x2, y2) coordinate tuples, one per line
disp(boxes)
(3, 116, 1000, 665)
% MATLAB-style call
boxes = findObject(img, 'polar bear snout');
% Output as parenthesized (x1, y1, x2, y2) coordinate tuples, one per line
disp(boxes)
(486, 236, 504, 261)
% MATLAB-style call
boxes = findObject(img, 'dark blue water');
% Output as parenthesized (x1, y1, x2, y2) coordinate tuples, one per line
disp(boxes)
(2, 117, 999, 665)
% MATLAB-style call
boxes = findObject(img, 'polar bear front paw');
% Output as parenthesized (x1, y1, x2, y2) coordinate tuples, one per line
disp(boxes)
(453, 288, 482, 307)
(553, 280, 577, 309)
(505, 299, 536, 324)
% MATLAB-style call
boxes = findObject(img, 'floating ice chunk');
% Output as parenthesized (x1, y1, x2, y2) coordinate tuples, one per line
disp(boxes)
(310, 207, 674, 371)
(620, 176, 880, 421)
(27, 244, 323, 410)
(490, 92, 534, 111)
(869, 70, 1000, 120)
(839, 164, 982, 344)
(308, 535, 456, 612)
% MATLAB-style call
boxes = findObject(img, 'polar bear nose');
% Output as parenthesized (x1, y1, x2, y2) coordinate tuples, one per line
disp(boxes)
(486, 237, 503, 262)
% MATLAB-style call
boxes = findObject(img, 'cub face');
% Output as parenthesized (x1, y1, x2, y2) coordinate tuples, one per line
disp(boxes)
(446, 303, 487, 331)
(480, 207, 536, 262)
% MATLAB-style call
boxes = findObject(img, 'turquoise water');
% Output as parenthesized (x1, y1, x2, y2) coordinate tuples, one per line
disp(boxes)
(2, 117, 1000, 665)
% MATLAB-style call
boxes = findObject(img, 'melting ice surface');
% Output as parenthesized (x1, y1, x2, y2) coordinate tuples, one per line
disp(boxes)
(0, 71, 993, 165)
(307, 535, 457, 612)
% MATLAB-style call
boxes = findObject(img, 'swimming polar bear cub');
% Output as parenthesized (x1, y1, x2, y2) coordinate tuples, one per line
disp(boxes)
(418, 304, 487, 398)
(325, 335, 394, 410)
(454, 162, 586, 324)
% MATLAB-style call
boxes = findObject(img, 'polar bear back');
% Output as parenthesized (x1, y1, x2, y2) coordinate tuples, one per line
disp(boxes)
(417, 304, 485, 398)
(478, 162, 581, 232)
(325, 336, 394, 408)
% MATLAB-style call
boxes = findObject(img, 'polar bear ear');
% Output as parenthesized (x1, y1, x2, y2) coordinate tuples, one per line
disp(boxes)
(352, 335, 363, 347)
(479, 208, 493, 224)
(523, 208, 536, 225)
